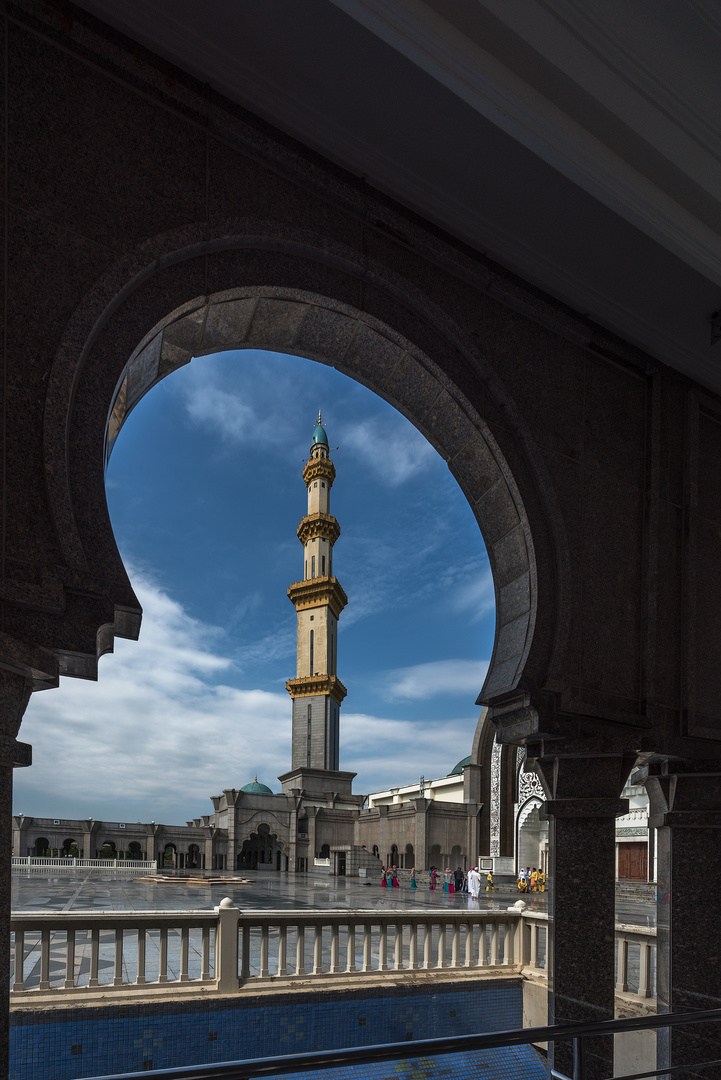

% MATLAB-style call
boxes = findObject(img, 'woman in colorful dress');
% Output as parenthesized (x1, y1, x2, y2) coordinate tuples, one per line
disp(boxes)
(391, 865, 399, 887)
(381, 864, 387, 887)
(409, 867, 417, 890)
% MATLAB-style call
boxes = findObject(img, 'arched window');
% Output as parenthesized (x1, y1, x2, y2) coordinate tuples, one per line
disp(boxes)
(309, 629, 314, 674)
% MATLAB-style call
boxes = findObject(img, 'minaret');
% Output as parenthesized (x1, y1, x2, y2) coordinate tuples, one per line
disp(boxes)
(279, 413, 355, 796)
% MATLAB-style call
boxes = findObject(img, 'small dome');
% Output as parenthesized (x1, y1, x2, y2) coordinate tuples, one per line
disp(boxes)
(450, 755, 471, 775)
(311, 423, 328, 446)
(241, 775, 273, 794)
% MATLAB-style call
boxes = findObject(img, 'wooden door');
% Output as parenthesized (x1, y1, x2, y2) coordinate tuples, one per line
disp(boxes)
(618, 841, 647, 880)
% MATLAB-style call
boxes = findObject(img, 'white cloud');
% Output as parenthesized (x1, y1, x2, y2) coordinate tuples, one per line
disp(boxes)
(448, 568, 496, 622)
(341, 713, 474, 791)
(343, 417, 435, 485)
(15, 572, 291, 823)
(383, 659, 489, 701)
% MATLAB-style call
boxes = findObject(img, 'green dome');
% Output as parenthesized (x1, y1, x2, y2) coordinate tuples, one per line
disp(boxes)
(241, 775, 273, 794)
(450, 755, 471, 775)
(311, 423, 328, 446)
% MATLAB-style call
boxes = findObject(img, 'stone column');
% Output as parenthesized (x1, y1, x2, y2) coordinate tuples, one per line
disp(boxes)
(0, 673, 33, 1080)
(645, 763, 721, 1079)
(535, 750, 632, 1080)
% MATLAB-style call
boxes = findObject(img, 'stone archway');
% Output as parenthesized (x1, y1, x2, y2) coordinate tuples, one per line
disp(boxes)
(92, 286, 540, 707)
(33, 210, 562, 719)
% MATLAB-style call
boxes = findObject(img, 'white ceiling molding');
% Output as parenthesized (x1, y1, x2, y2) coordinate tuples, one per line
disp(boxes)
(330, 0, 721, 285)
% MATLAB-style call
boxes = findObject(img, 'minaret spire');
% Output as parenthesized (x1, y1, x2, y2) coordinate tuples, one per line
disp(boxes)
(281, 414, 349, 793)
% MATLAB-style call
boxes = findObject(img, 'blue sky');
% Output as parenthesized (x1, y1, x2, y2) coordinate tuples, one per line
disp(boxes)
(14, 351, 496, 824)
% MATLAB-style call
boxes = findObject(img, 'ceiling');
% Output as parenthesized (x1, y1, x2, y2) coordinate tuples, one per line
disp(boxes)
(73, 0, 721, 393)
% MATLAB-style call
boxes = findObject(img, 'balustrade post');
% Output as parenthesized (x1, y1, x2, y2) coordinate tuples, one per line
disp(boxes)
(346, 923, 356, 973)
(278, 924, 288, 977)
(39, 928, 50, 991)
(214, 897, 240, 992)
(379, 922, 388, 971)
(464, 922, 472, 968)
(490, 921, 498, 966)
(638, 940, 651, 999)
(616, 936, 628, 993)
(478, 922, 486, 966)
(260, 923, 270, 978)
(423, 923, 432, 969)
(89, 928, 99, 987)
(296, 925, 305, 975)
(436, 923, 446, 969)
(330, 923, 339, 974)
(451, 922, 459, 969)
(530, 922, 538, 969)
(137, 929, 146, 985)
(158, 926, 168, 984)
(409, 921, 418, 970)
(393, 923, 402, 970)
(201, 926, 210, 981)
(64, 929, 75, 989)
(312, 924, 322, 975)
(12, 930, 24, 992)
(180, 926, 190, 982)
(362, 923, 371, 972)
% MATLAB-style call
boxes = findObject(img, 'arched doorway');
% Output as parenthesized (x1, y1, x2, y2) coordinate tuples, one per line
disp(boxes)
(99, 841, 116, 859)
(128, 841, 142, 859)
(34, 837, 49, 857)
(238, 825, 284, 871)
(186, 844, 201, 869)
(404, 844, 415, 868)
(62, 838, 78, 857)
(162, 843, 177, 868)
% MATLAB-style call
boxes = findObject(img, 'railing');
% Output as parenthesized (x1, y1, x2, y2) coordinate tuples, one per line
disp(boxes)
(8, 901, 653, 1004)
(12, 857, 157, 871)
(81, 1007, 721, 1080)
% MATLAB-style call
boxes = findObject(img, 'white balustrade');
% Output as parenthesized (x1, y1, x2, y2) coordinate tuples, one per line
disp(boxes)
(8, 904, 653, 1004)
(12, 857, 157, 872)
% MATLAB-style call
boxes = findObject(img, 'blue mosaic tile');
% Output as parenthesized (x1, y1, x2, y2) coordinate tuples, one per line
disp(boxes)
(10, 981, 544, 1080)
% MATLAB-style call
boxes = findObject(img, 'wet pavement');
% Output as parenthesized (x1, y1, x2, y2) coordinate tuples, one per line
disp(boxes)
(11, 870, 655, 927)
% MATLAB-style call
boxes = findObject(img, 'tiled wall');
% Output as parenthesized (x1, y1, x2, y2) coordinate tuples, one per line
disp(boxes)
(11, 980, 545, 1080)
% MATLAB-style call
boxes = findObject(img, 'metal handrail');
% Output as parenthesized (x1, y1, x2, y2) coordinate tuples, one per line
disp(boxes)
(81, 1006, 721, 1080)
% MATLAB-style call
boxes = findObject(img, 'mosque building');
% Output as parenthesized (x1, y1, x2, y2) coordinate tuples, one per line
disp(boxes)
(12, 417, 650, 884)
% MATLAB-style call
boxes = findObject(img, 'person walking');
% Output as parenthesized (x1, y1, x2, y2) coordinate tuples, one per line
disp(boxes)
(486, 870, 495, 892)
(530, 867, 538, 892)
(467, 865, 480, 899)
(454, 866, 464, 894)
(410, 867, 417, 890)
(429, 866, 439, 891)
(381, 864, 387, 888)
(391, 865, 399, 888)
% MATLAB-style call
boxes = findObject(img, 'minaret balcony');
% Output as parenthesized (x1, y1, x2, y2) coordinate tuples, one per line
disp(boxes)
(285, 674, 348, 704)
(287, 576, 348, 618)
(297, 513, 341, 546)
(303, 456, 336, 487)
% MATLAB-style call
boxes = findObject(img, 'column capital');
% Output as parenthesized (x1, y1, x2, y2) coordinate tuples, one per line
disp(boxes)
(641, 761, 721, 828)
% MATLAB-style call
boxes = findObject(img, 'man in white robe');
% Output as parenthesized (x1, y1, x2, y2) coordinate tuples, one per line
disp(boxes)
(467, 866, 480, 900)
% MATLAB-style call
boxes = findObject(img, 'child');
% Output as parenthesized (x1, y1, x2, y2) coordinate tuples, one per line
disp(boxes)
(486, 870, 495, 892)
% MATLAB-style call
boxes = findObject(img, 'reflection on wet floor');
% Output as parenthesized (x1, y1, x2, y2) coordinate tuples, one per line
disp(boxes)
(11, 869, 654, 926)
(12, 870, 554, 914)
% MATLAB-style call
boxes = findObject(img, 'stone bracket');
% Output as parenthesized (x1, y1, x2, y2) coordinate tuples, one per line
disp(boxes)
(0, 738, 32, 769)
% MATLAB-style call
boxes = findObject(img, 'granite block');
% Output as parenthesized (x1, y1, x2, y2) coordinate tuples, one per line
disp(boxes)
(294, 305, 359, 368)
(498, 572, 532, 625)
(583, 351, 647, 489)
(451, 436, 502, 505)
(475, 480, 521, 546)
(199, 297, 259, 354)
(490, 525, 531, 590)
(246, 298, 309, 349)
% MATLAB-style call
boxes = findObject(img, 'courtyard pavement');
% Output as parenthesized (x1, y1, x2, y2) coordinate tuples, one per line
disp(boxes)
(11, 870, 654, 926)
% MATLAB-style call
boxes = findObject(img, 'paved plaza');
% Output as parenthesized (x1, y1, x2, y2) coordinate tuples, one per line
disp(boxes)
(11, 869, 653, 925)
(12, 869, 549, 915)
